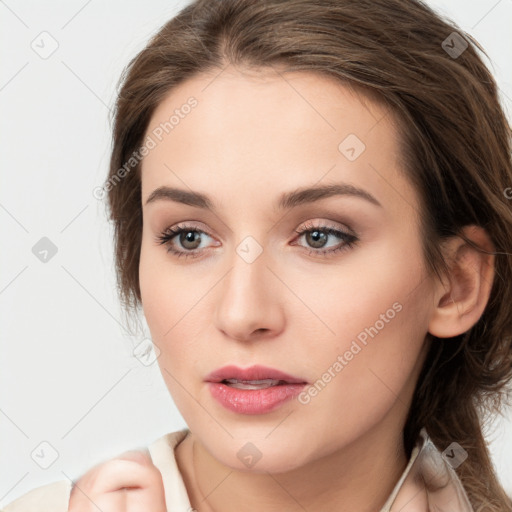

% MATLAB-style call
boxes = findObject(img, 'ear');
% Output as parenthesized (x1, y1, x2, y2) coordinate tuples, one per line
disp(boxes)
(428, 225, 495, 339)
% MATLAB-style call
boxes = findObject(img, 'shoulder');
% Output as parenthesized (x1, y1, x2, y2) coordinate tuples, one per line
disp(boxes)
(0, 480, 72, 512)
(0, 428, 190, 512)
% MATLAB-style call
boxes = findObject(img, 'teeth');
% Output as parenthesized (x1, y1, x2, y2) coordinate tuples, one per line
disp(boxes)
(223, 378, 282, 390)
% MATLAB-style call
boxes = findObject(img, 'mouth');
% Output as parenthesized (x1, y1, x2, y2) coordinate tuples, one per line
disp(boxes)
(220, 378, 292, 390)
(204, 364, 308, 385)
(205, 365, 308, 415)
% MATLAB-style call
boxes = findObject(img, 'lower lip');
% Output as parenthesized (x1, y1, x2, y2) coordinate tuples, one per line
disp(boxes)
(207, 382, 307, 414)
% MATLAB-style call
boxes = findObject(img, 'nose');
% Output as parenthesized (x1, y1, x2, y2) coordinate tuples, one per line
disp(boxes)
(213, 241, 285, 343)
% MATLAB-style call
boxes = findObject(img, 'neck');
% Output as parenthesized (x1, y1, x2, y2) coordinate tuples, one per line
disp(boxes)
(175, 422, 409, 512)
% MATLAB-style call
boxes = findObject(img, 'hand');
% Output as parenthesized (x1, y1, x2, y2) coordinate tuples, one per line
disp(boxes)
(67, 449, 166, 511)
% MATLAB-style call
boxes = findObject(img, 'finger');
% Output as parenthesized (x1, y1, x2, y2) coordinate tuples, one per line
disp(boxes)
(93, 459, 159, 493)
(113, 449, 154, 467)
(68, 452, 166, 512)
(71, 485, 167, 512)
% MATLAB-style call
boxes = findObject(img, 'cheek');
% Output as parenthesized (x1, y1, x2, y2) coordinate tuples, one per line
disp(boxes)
(291, 232, 428, 351)
(139, 252, 198, 411)
(139, 240, 196, 337)
(139, 242, 210, 385)
(293, 239, 431, 438)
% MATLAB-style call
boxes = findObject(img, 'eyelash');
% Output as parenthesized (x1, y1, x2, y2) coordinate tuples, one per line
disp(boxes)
(154, 221, 359, 260)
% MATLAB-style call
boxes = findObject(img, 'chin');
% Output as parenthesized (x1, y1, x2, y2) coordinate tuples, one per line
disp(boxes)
(201, 433, 313, 474)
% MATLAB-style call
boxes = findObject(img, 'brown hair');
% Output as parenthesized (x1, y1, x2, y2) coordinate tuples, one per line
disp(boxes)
(104, 0, 512, 509)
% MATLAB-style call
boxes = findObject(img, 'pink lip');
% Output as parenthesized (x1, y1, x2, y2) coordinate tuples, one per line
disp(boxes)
(205, 365, 308, 415)
(204, 364, 307, 384)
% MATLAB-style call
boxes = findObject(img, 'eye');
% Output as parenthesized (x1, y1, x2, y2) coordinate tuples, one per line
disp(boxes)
(155, 223, 218, 259)
(155, 220, 359, 260)
(293, 220, 359, 257)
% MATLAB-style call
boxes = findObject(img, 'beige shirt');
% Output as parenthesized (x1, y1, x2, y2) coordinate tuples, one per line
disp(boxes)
(1, 427, 474, 512)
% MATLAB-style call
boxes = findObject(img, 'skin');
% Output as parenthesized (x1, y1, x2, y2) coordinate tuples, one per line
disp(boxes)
(67, 450, 166, 511)
(101, 64, 493, 512)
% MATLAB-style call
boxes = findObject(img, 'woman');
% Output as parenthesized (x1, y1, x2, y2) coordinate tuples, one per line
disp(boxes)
(3, 0, 511, 511)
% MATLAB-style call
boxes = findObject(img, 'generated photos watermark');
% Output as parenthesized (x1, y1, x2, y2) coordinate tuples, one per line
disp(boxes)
(92, 96, 198, 200)
(298, 301, 403, 404)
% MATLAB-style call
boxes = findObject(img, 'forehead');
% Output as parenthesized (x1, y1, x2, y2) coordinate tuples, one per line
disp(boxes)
(140, 66, 416, 219)
(144, 66, 393, 147)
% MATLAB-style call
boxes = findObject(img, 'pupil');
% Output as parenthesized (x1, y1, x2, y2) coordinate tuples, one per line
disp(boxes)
(309, 230, 326, 248)
(182, 231, 200, 249)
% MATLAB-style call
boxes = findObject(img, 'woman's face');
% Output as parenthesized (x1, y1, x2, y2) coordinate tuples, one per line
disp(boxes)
(139, 67, 437, 472)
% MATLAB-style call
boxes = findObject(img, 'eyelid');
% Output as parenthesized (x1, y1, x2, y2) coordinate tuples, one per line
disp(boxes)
(295, 218, 355, 236)
(160, 222, 218, 244)
(291, 219, 358, 255)
(156, 217, 359, 261)
(159, 218, 353, 244)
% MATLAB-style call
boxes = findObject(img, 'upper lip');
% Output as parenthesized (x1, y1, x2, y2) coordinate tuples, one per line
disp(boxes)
(205, 365, 308, 384)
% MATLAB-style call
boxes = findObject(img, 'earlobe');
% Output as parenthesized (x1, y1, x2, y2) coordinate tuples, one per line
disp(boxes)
(428, 225, 495, 339)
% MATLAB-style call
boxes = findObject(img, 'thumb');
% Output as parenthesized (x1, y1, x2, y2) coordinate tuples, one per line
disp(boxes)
(115, 448, 153, 465)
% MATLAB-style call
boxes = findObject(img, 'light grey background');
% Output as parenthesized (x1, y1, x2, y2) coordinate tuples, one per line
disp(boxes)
(1, 0, 511, 505)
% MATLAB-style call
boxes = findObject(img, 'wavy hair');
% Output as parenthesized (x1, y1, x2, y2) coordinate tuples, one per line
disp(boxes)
(104, 1, 512, 509)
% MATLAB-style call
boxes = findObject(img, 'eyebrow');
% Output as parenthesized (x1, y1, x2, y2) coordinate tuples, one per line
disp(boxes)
(144, 183, 382, 211)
